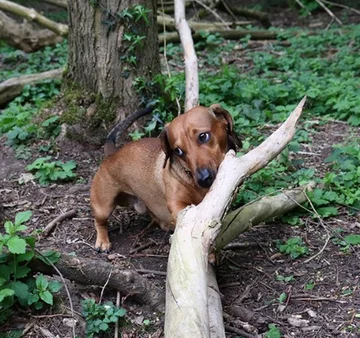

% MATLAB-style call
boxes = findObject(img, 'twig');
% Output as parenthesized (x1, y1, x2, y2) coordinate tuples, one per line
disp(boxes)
(42, 209, 77, 237)
(114, 291, 121, 338)
(21, 321, 35, 337)
(315, 0, 343, 25)
(98, 265, 113, 304)
(192, 0, 230, 29)
(220, 0, 237, 21)
(35, 249, 76, 338)
(224, 324, 258, 338)
(294, 0, 312, 15)
(321, 0, 360, 15)
(136, 268, 167, 276)
(130, 240, 156, 254)
(302, 193, 331, 264)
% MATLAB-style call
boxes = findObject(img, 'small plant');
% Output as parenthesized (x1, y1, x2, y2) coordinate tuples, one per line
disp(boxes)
(82, 298, 127, 338)
(265, 323, 281, 338)
(26, 156, 77, 185)
(277, 237, 309, 259)
(276, 273, 294, 283)
(0, 211, 62, 324)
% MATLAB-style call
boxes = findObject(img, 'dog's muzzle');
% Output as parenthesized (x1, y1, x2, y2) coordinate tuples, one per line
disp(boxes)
(196, 168, 216, 188)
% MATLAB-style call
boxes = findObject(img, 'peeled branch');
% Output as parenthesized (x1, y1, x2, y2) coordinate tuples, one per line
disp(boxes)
(164, 97, 306, 338)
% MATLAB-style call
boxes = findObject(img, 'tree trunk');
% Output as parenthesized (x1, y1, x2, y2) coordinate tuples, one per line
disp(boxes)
(66, 0, 160, 120)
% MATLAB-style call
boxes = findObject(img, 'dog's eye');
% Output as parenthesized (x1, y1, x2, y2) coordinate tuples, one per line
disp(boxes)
(198, 132, 211, 144)
(174, 147, 185, 157)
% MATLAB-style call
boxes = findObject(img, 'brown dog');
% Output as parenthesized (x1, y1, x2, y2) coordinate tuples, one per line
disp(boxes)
(90, 104, 241, 252)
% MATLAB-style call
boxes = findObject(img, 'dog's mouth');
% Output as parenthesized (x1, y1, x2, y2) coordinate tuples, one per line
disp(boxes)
(195, 168, 216, 189)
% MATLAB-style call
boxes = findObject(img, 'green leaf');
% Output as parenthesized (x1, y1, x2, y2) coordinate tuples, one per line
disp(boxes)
(15, 211, 32, 226)
(344, 234, 360, 245)
(36, 274, 48, 291)
(9, 281, 28, 300)
(17, 250, 34, 263)
(37, 250, 60, 265)
(265, 323, 281, 338)
(39, 290, 53, 305)
(48, 281, 62, 293)
(27, 293, 39, 305)
(14, 266, 31, 279)
(4, 221, 15, 235)
(0, 288, 15, 302)
(317, 206, 338, 217)
(7, 236, 27, 254)
(99, 322, 108, 331)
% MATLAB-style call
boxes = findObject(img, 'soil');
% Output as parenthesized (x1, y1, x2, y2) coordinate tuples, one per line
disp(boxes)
(1, 4, 360, 338)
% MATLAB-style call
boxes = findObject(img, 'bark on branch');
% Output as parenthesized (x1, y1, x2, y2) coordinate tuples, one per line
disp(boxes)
(41, 0, 67, 9)
(165, 97, 306, 338)
(30, 252, 165, 312)
(174, 0, 199, 111)
(216, 182, 315, 251)
(0, 10, 63, 52)
(0, 0, 68, 36)
(0, 69, 63, 106)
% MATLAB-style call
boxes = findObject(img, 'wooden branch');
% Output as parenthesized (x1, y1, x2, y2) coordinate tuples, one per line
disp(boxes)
(0, 69, 63, 106)
(216, 183, 315, 251)
(174, 0, 199, 111)
(158, 29, 278, 45)
(42, 209, 77, 237)
(164, 97, 306, 338)
(41, 0, 67, 9)
(0, 10, 63, 53)
(29, 252, 165, 311)
(157, 15, 251, 31)
(0, 0, 68, 36)
(216, 1, 271, 28)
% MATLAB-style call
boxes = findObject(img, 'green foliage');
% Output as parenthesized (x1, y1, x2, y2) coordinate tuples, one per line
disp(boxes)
(265, 323, 281, 338)
(276, 274, 294, 283)
(0, 211, 62, 325)
(277, 237, 309, 259)
(26, 157, 77, 185)
(82, 299, 127, 338)
(0, 41, 66, 149)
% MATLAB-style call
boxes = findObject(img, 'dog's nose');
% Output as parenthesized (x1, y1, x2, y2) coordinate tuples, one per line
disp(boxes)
(196, 168, 215, 188)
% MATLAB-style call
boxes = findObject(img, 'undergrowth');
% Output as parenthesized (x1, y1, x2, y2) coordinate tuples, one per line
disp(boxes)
(1, 25, 359, 213)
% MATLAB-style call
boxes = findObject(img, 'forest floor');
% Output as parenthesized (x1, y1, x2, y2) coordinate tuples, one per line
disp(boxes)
(1, 4, 360, 338)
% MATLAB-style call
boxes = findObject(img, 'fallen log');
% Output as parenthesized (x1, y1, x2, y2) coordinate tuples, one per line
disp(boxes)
(30, 252, 165, 312)
(159, 29, 278, 45)
(0, 0, 68, 36)
(0, 68, 63, 106)
(0, 11, 63, 52)
(157, 14, 251, 31)
(165, 98, 306, 338)
(216, 1, 271, 28)
(40, 0, 67, 9)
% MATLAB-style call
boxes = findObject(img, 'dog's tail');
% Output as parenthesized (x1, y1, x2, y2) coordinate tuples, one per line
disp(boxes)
(104, 107, 154, 157)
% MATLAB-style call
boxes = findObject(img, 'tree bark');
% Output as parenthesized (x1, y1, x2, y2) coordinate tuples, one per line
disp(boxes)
(30, 252, 165, 311)
(67, 0, 160, 113)
(0, 10, 63, 53)
(174, 0, 199, 111)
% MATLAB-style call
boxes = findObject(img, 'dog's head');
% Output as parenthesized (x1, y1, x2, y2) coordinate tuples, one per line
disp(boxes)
(160, 104, 241, 189)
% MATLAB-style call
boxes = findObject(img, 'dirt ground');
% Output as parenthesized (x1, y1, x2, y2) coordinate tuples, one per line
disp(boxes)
(1, 5, 360, 338)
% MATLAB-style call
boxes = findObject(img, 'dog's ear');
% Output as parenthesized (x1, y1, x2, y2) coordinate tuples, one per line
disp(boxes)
(210, 104, 242, 151)
(159, 127, 172, 168)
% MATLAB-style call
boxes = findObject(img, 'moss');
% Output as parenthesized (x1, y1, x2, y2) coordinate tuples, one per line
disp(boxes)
(60, 81, 95, 125)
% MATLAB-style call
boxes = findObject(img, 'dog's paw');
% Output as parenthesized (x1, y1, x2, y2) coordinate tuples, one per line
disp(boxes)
(95, 238, 111, 253)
